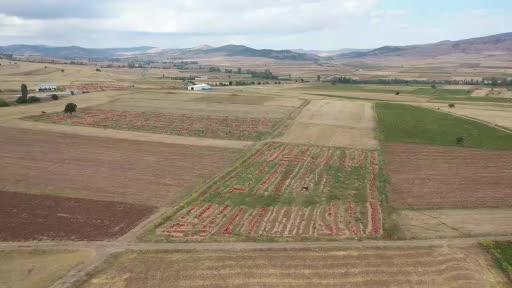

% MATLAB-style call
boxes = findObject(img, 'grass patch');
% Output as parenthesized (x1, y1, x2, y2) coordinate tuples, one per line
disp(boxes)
(481, 241, 512, 280)
(375, 102, 512, 150)
(0, 98, 9, 107)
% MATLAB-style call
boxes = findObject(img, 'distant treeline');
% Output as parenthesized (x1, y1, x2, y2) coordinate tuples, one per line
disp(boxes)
(208, 66, 279, 80)
(328, 76, 512, 86)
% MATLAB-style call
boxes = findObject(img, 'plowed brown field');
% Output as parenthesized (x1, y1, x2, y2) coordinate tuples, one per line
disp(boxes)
(385, 143, 512, 208)
(0, 126, 240, 206)
(80, 246, 507, 288)
(0, 191, 155, 241)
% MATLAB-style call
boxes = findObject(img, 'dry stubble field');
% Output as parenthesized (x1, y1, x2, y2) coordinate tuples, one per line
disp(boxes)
(396, 209, 512, 239)
(279, 99, 379, 149)
(79, 245, 508, 288)
(0, 249, 93, 288)
(0, 126, 240, 207)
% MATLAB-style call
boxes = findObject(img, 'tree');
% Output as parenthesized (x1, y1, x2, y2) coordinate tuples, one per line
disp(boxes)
(61, 69, 65, 72)
(431, 84, 437, 89)
(228, 81, 233, 86)
(20, 83, 28, 103)
(237, 67, 242, 74)
(127, 62, 136, 69)
(395, 91, 400, 95)
(448, 103, 455, 108)
(64, 103, 77, 115)
(317, 75, 321, 82)
(455, 136, 465, 146)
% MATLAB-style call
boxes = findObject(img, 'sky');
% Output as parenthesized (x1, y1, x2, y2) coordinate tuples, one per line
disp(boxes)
(0, 0, 511, 50)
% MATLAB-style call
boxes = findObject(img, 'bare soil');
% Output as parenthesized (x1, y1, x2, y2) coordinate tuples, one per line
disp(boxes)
(0, 126, 240, 206)
(79, 245, 507, 288)
(0, 191, 155, 241)
(385, 143, 512, 208)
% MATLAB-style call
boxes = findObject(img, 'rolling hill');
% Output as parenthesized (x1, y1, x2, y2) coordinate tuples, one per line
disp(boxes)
(335, 32, 512, 59)
(0, 45, 156, 59)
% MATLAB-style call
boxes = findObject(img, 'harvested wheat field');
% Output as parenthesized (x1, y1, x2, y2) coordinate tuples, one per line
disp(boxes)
(385, 143, 512, 208)
(279, 100, 378, 149)
(0, 191, 154, 241)
(80, 246, 508, 288)
(0, 126, 240, 206)
(396, 208, 512, 239)
(414, 103, 512, 129)
(0, 249, 92, 288)
(157, 143, 383, 240)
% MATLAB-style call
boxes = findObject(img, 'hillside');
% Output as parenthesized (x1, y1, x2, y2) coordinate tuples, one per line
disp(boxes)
(335, 32, 512, 59)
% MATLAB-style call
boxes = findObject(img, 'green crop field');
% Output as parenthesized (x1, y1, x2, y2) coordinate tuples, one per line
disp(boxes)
(375, 102, 512, 150)
(481, 241, 512, 279)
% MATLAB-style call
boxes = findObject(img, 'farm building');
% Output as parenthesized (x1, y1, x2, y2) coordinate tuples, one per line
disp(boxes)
(195, 76, 208, 80)
(37, 83, 57, 91)
(187, 84, 212, 91)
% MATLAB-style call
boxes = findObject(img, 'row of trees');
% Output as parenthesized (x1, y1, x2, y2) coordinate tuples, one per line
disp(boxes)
(328, 76, 512, 86)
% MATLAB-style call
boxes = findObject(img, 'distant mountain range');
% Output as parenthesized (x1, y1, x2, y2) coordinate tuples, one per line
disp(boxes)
(0, 45, 156, 59)
(1, 32, 511, 61)
(333, 32, 512, 59)
(291, 48, 371, 57)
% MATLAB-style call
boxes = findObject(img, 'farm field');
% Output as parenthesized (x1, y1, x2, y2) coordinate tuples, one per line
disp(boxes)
(304, 90, 427, 102)
(24, 92, 300, 141)
(79, 245, 508, 288)
(413, 102, 512, 130)
(0, 249, 93, 288)
(0, 190, 154, 241)
(384, 143, 512, 208)
(0, 126, 240, 207)
(396, 209, 512, 239)
(279, 100, 379, 149)
(155, 143, 383, 241)
(376, 102, 512, 150)
(27, 108, 282, 141)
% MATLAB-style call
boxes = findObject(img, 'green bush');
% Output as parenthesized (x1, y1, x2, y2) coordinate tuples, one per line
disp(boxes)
(51, 94, 59, 100)
(27, 96, 41, 103)
(0, 98, 9, 107)
(64, 103, 77, 114)
(16, 96, 27, 104)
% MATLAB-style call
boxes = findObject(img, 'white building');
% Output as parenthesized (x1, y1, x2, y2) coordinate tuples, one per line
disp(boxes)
(187, 84, 212, 91)
(37, 83, 57, 91)
(195, 76, 208, 80)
